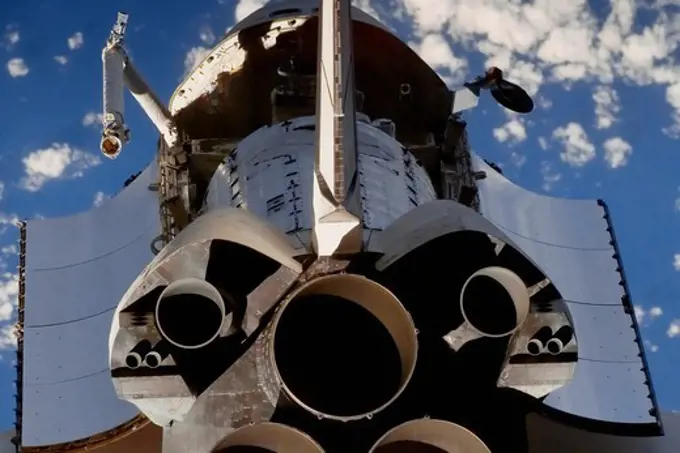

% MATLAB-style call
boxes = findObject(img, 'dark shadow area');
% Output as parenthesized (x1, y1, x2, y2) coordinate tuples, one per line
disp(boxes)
(273, 294, 401, 416)
(205, 240, 281, 300)
(462, 275, 517, 336)
(156, 293, 222, 348)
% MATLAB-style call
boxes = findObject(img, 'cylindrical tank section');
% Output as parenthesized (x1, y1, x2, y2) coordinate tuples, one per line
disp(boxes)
(369, 419, 491, 453)
(460, 266, 530, 338)
(202, 116, 437, 250)
(155, 278, 228, 349)
(211, 423, 325, 453)
(266, 274, 418, 421)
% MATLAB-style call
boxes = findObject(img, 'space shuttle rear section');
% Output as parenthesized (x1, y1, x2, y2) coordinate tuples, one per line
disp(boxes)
(82, 0, 671, 452)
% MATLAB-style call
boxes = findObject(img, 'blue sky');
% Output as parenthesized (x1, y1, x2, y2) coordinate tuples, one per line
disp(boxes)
(1, 0, 680, 431)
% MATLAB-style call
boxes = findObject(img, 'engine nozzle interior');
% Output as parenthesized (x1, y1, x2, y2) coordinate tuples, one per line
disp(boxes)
(270, 274, 418, 421)
(211, 422, 324, 453)
(460, 267, 530, 338)
(370, 419, 491, 453)
(155, 278, 227, 349)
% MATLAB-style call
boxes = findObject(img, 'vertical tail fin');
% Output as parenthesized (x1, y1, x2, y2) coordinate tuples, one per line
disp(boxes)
(311, 0, 362, 257)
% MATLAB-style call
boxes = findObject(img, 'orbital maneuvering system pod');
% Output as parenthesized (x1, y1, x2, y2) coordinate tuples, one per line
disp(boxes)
(104, 1, 662, 452)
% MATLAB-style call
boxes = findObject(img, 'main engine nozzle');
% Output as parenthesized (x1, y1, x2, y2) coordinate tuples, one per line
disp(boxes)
(460, 267, 530, 338)
(155, 278, 227, 349)
(370, 419, 491, 453)
(211, 423, 324, 453)
(270, 274, 418, 421)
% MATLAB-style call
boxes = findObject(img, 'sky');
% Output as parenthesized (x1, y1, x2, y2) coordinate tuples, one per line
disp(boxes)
(1, 0, 680, 433)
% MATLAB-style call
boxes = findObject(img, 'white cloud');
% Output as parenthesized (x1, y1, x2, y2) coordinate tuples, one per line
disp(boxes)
(234, 0, 268, 22)
(635, 305, 663, 326)
(509, 152, 526, 168)
(644, 339, 659, 353)
(593, 85, 621, 129)
(675, 188, 680, 212)
(399, 0, 680, 135)
(6, 31, 19, 44)
(0, 181, 4, 201)
(540, 160, 562, 192)
(200, 26, 216, 45)
(7, 58, 28, 78)
(537, 96, 553, 110)
(19, 143, 101, 192)
(409, 34, 467, 85)
(68, 32, 84, 50)
(493, 118, 527, 144)
(93, 191, 108, 207)
(663, 83, 680, 138)
(0, 324, 16, 350)
(184, 46, 212, 75)
(3, 28, 19, 50)
(603, 137, 632, 169)
(54, 55, 68, 65)
(552, 122, 595, 167)
(0, 273, 18, 323)
(352, 0, 385, 23)
(674, 253, 680, 271)
(668, 320, 680, 338)
(82, 111, 104, 127)
(649, 306, 663, 318)
(0, 213, 18, 227)
(0, 245, 17, 256)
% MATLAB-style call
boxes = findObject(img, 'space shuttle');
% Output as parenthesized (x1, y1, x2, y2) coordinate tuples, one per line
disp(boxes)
(4, 1, 678, 453)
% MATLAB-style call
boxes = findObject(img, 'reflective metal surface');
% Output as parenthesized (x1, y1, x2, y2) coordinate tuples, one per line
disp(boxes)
(204, 116, 437, 252)
(375, 199, 577, 398)
(22, 163, 159, 446)
(472, 154, 659, 428)
(109, 206, 303, 426)
(527, 412, 680, 453)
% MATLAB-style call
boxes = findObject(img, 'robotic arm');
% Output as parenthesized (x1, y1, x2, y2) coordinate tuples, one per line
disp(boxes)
(101, 12, 179, 159)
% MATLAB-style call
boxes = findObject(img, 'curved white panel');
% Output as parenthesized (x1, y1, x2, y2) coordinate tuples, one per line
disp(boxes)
(474, 157, 611, 250)
(26, 164, 158, 270)
(502, 233, 624, 306)
(24, 311, 114, 384)
(22, 163, 159, 447)
(204, 116, 437, 248)
(22, 372, 138, 446)
(25, 233, 153, 326)
(544, 361, 652, 424)
(565, 303, 640, 362)
(471, 154, 657, 426)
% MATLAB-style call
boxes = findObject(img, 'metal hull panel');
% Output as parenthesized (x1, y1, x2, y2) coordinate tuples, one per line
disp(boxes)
(22, 163, 159, 446)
